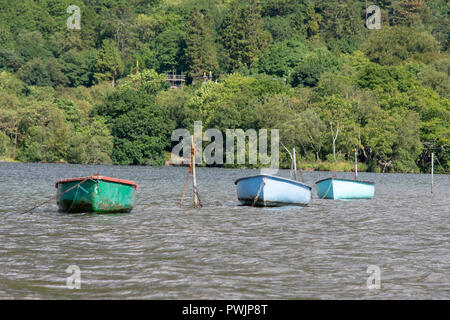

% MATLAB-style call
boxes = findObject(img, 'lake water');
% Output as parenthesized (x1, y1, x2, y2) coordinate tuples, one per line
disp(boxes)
(0, 162, 448, 299)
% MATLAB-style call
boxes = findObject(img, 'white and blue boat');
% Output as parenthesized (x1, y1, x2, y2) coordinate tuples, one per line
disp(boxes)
(235, 175, 312, 207)
(315, 177, 375, 200)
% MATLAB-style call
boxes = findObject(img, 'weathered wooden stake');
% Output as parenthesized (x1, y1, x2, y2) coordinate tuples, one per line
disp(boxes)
(180, 136, 201, 208)
(293, 148, 298, 181)
(431, 152, 434, 194)
(354, 149, 358, 180)
(192, 136, 200, 208)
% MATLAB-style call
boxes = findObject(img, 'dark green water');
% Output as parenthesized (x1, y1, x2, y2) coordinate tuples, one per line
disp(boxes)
(0, 162, 448, 299)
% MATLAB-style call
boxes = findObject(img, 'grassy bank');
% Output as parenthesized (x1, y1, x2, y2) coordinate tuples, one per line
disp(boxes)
(165, 151, 367, 172)
(0, 157, 20, 163)
(298, 161, 367, 172)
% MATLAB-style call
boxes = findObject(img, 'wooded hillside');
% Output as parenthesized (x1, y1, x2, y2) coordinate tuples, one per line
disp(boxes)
(0, 0, 448, 172)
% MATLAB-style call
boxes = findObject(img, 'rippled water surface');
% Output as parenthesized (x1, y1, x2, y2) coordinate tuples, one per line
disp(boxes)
(0, 162, 449, 299)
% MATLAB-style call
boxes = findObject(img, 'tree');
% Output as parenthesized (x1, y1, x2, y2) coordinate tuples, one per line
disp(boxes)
(185, 9, 218, 80)
(61, 49, 97, 87)
(154, 30, 186, 73)
(17, 58, 53, 87)
(253, 39, 309, 77)
(94, 39, 124, 87)
(361, 107, 398, 172)
(418, 58, 450, 98)
(0, 131, 10, 158)
(18, 105, 74, 162)
(66, 117, 113, 164)
(316, 0, 365, 52)
(392, 110, 422, 172)
(15, 30, 52, 63)
(290, 48, 341, 87)
(289, 1, 322, 40)
(318, 95, 353, 161)
(96, 88, 174, 165)
(0, 49, 23, 72)
(357, 63, 416, 93)
(263, 16, 294, 42)
(363, 26, 438, 65)
(156, 87, 200, 130)
(295, 108, 326, 161)
(220, 0, 271, 71)
(120, 68, 167, 94)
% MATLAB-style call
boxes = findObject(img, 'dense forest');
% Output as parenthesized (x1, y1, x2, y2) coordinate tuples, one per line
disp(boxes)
(0, 0, 448, 173)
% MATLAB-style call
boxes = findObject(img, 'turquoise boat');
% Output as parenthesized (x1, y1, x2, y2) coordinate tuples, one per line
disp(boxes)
(315, 177, 374, 200)
(55, 175, 138, 213)
(235, 174, 312, 207)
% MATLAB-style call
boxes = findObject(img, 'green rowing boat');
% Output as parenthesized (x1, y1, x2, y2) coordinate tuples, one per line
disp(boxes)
(55, 175, 138, 213)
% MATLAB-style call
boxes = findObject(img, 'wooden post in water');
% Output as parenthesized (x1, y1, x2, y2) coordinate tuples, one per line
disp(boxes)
(293, 148, 298, 181)
(191, 136, 200, 208)
(354, 149, 358, 180)
(180, 136, 201, 208)
(431, 152, 434, 194)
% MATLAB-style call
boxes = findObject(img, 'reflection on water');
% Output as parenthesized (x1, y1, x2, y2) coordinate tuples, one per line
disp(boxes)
(0, 162, 449, 299)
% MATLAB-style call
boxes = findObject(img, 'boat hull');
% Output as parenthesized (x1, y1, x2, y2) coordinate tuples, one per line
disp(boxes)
(316, 178, 374, 200)
(235, 175, 311, 207)
(55, 177, 137, 213)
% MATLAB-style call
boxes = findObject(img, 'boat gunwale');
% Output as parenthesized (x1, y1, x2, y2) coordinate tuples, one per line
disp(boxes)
(234, 174, 312, 190)
(238, 198, 309, 207)
(55, 175, 138, 190)
(314, 177, 375, 185)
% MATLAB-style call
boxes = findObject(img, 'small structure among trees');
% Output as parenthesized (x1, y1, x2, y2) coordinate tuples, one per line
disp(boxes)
(165, 70, 185, 89)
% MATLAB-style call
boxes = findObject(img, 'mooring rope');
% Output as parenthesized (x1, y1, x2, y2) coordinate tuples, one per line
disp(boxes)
(251, 178, 266, 207)
(21, 174, 99, 214)
(66, 185, 81, 213)
(319, 179, 333, 199)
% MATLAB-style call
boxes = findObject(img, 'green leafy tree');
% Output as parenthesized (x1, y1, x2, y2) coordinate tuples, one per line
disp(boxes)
(263, 16, 294, 42)
(220, 0, 271, 71)
(290, 48, 341, 87)
(0, 131, 10, 158)
(120, 68, 167, 94)
(18, 105, 74, 162)
(318, 95, 353, 161)
(253, 39, 309, 77)
(66, 117, 113, 164)
(17, 58, 53, 87)
(154, 30, 186, 73)
(363, 26, 438, 65)
(94, 39, 124, 87)
(156, 87, 200, 130)
(96, 88, 174, 165)
(15, 31, 52, 63)
(185, 9, 219, 80)
(290, 1, 322, 40)
(61, 49, 97, 87)
(292, 108, 326, 161)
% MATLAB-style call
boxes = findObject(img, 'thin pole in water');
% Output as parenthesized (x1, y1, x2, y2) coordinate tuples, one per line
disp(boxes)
(293, 148, 298, 181)
(192, 136, 201, 208)
(354, 149, 358, 180)
(180, 136, 201, 208)
(431, 152, 434, 194)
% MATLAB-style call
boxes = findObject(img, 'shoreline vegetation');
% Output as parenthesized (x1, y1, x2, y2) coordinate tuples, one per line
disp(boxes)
(0, 1, 448, 174)
(3, 157, 448, 175)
